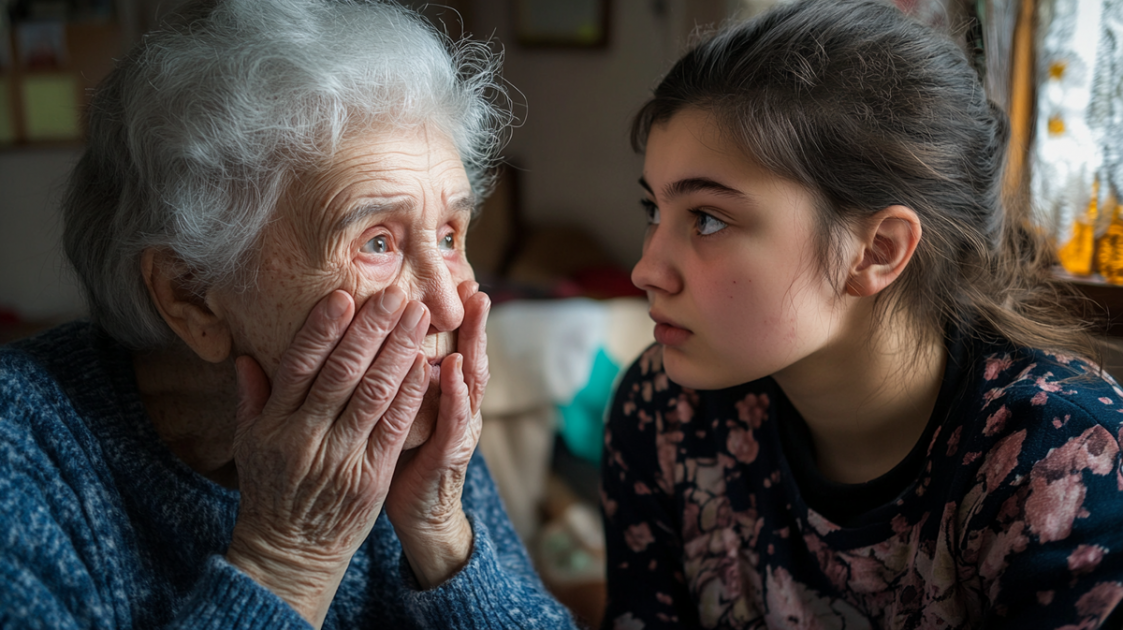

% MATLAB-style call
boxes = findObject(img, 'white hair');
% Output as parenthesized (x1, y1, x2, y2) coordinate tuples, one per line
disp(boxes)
(63, 0, 512, 349)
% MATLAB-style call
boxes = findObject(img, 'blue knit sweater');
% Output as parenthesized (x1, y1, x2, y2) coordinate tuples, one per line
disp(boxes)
(0, 321, 576, 629)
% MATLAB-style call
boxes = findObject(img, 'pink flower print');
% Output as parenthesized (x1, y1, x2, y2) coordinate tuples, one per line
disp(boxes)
(699, 495, 733, 534)
(623, 400, 637, 416)
(634, 481, 652, 495)
(682, 501, 702, 541)
(656, 592, 673, 606)
(978, 521, 1029, 584)
(1100, 397, 1115, 405)
(983, 405, 1011, 436)
(762, 470, 782, 489)
(625, 522, 656, 552)
(613, 612, 646, 630)
(1026, 468, 1087, 543)
(807, 510, 841, 536)
(1074, 582, 1123, 621)
(1032, 391, 1049, 406)
(726, 427, 760, 464)
(642, 381, 653, 403)
(1045, 350, 1077, 365)
(637, 409, 653, 431)
(735, 393, 769, 429)
(890, 513, 912, 534)
(983, 430, 1025, 491)
(984, 355, 1014, 380)
(655, 410, 684, 493)
(804, 532, 849, 591)
(638, 345, 663, 376)
(654, 372, 669, 392)
(684, 528, 758, 628)
(1038, 590, 1055, 606)
(946, 426, 962, 456)
(1046, 425, 1119, 476)
(982, 387, 1006, 408)
(1118, 428, 1123, 491)
(655, 430, 682, 495)
(763, 565, 873, 630)
(673, 393, 695, 424)
(695, 574, 736, 628)
(1035, 373, 1064, 393)
(1025, 427, 1120, 543)
(686, 457, 729, 498)
(845, 552, 892, 594)
(1068, 544, 1107, 576)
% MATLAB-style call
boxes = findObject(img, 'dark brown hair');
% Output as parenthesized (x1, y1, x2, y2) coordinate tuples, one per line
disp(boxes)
(632, 0, 1097, 359)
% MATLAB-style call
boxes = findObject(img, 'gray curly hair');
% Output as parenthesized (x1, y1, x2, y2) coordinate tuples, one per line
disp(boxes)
(63, 0, 512, 349)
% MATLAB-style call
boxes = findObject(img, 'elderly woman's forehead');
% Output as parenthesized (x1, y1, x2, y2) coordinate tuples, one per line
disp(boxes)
(301, 126, 460, 178)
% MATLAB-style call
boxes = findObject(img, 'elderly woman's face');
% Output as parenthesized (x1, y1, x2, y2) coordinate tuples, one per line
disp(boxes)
(219, 124, 475, 448)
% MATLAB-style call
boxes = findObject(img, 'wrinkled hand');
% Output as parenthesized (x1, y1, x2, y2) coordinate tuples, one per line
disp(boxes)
(225, 286, 430, 628)
(385, 280, 490, 589)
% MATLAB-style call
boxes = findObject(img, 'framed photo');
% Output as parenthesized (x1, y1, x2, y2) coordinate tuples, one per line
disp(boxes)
(514, 0, 609, 48)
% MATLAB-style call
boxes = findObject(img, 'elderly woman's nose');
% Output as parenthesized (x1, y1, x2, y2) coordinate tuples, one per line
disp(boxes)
(408, 253, 465, 334)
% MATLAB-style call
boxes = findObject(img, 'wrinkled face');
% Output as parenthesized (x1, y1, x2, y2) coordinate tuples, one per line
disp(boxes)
(632, 109, 849, 390)
(219, 124, 475, 448)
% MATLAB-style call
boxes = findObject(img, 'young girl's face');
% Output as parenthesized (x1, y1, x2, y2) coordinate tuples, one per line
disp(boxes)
(633, 109, 854, 390)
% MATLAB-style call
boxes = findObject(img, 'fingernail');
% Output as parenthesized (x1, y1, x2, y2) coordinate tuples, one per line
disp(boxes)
(401, 301, 424, 330)
(379, 288, 404, 314)
(325, 291, 348, 320)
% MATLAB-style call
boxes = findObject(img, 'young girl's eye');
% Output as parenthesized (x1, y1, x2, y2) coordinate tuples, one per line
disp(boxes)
(361, 235, 390, 254)
(640, 199, 660, 225)
(693, 210, 728, 236)
(439, 232, 455, 250)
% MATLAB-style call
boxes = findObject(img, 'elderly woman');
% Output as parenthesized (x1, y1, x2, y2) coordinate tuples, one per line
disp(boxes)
(0, 1, 576, 628)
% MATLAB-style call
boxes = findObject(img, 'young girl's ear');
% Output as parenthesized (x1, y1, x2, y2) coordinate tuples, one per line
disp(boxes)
(845, 205, 922, 297)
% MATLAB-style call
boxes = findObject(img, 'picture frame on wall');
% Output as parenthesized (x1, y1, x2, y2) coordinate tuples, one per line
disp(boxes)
(514, 0, 609, 48)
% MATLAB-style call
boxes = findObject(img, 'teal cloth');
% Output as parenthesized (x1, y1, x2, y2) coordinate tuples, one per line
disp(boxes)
(557, 346, 620, 463)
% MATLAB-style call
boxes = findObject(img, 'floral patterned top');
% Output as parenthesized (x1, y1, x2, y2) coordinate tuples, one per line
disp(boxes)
(601, 332, 1123, 629)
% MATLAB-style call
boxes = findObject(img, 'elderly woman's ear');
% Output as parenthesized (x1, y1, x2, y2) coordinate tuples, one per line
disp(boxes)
(141, 248, 233, 363)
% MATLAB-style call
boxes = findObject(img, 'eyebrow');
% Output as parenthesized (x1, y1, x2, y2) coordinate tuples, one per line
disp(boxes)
(638, 176, 746, 200)
(333, 195, 477, 234)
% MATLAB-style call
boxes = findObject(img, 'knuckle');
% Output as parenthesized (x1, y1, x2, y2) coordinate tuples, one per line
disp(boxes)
(322, 348, 368, 386)
(372, 409, 412, 446)
(356, 373, 398, 406)
(400, 371, 428, 400)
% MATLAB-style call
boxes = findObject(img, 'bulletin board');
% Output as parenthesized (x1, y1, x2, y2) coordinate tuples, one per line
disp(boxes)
(1, 4, 121, 146)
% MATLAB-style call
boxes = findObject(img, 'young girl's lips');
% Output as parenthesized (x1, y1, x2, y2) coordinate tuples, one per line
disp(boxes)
(654, 322, 691, 346)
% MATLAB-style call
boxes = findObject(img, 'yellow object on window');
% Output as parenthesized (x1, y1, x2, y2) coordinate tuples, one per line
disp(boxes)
(1097, 198, 1123, 284)
(1058, 181, 1099, 276)
(1048, 115, 1066, 136)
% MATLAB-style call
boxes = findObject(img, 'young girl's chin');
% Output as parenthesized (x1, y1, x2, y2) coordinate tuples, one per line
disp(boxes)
(661, 348, 716, 390)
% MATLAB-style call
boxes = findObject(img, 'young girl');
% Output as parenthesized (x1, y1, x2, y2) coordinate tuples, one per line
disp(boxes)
(601, 0, 1123, 628)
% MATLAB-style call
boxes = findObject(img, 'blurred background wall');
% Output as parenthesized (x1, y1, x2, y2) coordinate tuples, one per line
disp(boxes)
(0, 0, 754, 327)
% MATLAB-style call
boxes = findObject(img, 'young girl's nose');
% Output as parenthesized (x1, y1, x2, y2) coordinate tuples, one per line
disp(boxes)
(631, 228, 682, 296)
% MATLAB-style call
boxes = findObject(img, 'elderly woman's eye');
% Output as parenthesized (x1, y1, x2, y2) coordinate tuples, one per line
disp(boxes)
(361, 235, 390, 254)
(439, 233, 455, 250)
